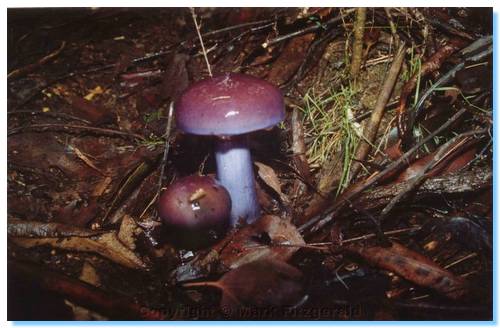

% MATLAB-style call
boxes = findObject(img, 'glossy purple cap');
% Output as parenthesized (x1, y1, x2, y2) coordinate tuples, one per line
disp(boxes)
(175, 73, 285, 136)
(158, 175, 231, 229)
(158, 175, 231, 249)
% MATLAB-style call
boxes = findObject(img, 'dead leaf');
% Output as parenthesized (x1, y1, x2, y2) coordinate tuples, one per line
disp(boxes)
(54, 197, 99, 227)
(267, 33, 316, 86)
(91, 176, 112, 197)
(69, 95, 113, 125)
(12, 231, 147, 270)
(345, 241, 469, 300)
(184, 258, 304, 316)
(255, 162, 289, 204)
(160, 53, 189, 101)
(117, 215, 140, 250)
(80, 261, 101, 287)
(171, 215, 304, 283)
(219, 215, 304, 270)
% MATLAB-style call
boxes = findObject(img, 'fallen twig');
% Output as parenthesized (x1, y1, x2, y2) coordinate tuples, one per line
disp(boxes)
(349, 43, 406, 181)
(190, 7, 213, 77)
(8, 41, 66, 80)
(157, 101, 175, 196)
(7, 123, 146, 141)
(262, 9, 354, 48)
(245, 226, 422, 251)
(427, 17, 475, 41)
(384, 7, 399, 46)
(7, 110, 91, 124)
(354, 165, 491, 210)
(349, 7, 367, 78)
(7, 218, 104, 238)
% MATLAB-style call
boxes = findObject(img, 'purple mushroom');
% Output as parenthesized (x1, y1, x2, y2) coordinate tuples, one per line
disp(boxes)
(158, 175, 231, 249)
(176, 73, 284, 226)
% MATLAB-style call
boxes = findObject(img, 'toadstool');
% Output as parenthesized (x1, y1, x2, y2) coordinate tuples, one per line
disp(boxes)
(176, 73, 285, 226)
(158, 175, 231, 249)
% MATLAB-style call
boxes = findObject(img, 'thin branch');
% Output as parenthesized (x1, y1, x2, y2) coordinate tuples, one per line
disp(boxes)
(262, 9, 355, 48)
(244, 226, 422, 251)
(157, 101, 175, 195)
(349, 43, 406, 181)
(8, 123, 145, 141)
(7, 110, 91, 124)
(349, 8, 367, 78)
(190, 8, 213, 77)
(8, 41, 66, 80)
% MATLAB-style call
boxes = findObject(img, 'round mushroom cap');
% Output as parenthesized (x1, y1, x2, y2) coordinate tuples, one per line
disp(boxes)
(176, 73, 285, 136)
(158, 175, 231, 249)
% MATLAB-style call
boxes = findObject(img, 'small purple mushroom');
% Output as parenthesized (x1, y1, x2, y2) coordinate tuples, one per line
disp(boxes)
(158, 175, 231, 249)
(176, 73, 285, 226)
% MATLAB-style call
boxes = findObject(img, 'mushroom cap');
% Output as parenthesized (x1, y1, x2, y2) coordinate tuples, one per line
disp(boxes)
(158, 175, 231, 249)
(175, 73, 285, 136)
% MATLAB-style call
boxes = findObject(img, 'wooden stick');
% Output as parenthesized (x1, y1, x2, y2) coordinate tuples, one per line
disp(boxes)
(349, 43, 406, 181)
(8, 123, 145, 141)
(349, 8, 367, 78)
(190, 8, 213, 77)
(8, 41, 66, 80)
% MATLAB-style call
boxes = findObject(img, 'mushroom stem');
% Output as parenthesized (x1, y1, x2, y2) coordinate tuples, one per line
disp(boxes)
(215, 135, 260, 226)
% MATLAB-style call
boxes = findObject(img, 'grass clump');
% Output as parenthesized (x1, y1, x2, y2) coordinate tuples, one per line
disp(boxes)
(298, 83, 360, 194)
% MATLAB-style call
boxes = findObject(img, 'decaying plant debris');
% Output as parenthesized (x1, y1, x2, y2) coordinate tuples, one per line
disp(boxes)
(7, 7, 492, 320)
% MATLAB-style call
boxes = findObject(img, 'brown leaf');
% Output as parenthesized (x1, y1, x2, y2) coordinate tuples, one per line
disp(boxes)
(345, 241, 469, 300)
(267, 33, 316, 86)
(255, 161, 289, 203)
(184, 258, 304, 316)
(69, 96, 113, 125)
(117, 215, 140, 250)
(12, 231, 147, 270)
(219, 215, 305, 270)
(54, 197, 99, 227)
(171, 215, 305, 283)
(160, 53, 189, 102)
(8, 133, 94, 181)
